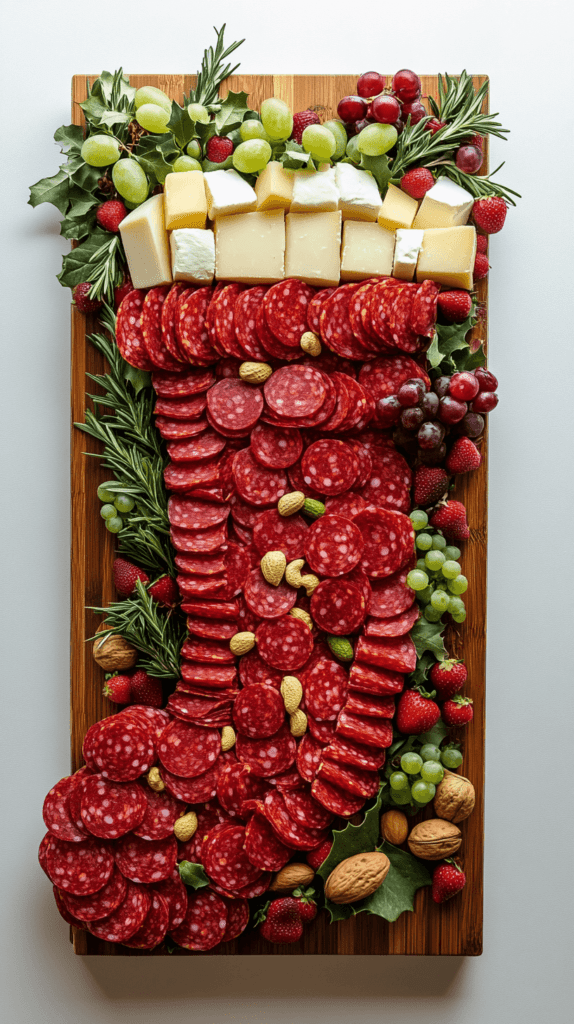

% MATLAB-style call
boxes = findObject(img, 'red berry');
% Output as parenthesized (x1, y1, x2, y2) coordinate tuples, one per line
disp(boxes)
(96, 199, 127, 233)
(103, 674, 132, 704)
(437, 290, 473, 324)
(392, 69, 421, 103)
(442, 696, 474, 727)
(446, 437, 481, 474)
(306, 839, 332, 871)
(148, 575, 178, 608)
(396, 689, 441, 736)
(401, 100, 427, 125)
(291, 109, 320, 145)
(426, 118, 446, 135)
(293, 892, 318, 922)
(413, 466, 449, 506)
(112, 557, 149, 597)
(476, 235, 488, 254)
(429, 500, 470, 542)
(429, 659, 468, 700)
(337, 95, 367, 123)
(114, 277, 133, 309)
(472, 196, 507, 234)
(371, 94, 400, 124)
(130, 669, 163, 708)
(455, 145, 483, 174)
(438, 396, 467, 425)
(474, 367, 498, 392)
(73, 282, 102, 314)
(260, 898, 303, 945)
(432, 861, 466, 903)
(400, 167, 434, 199)
(473, 252, 490, 281)
(357, 72, 386, 98)
(448, 372, 480, 402)
(472, 391, 499, 414)
(206, 136, 234, 163)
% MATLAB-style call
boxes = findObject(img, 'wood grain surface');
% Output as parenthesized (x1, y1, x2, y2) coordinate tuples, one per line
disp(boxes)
(70, 73, 488, 956)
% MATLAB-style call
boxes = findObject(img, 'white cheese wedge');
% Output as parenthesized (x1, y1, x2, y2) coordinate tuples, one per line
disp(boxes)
(203, 169, 257, 219)
(285, 211, 342, 287)
(119, 194, 172, 290)
(335, 163, 382, 221)
(170, 228, 215, 284)
(416, 226, 477, 291)
(340, 220, 395, 281)
(393, 229, 425, 281)
(215, 209, 285, 283)
(290, 167, 340, 213)
(413, 177, 474, 229)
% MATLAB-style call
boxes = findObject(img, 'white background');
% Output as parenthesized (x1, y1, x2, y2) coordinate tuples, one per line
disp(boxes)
(1, 0, 573, 1020)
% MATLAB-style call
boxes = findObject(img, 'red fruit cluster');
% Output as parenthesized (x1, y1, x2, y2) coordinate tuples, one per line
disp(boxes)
(206, 136, 234, 163)
(429, 660, 474, 727)
(291, 109, 320, 144)
(112, 557, 177, 607)
(96, 200, 127, 234)
(259, 894, 317, 944)
(337, 67, 423, 137)
(104, 669, 164, 708)
(73, 282, 102, 314)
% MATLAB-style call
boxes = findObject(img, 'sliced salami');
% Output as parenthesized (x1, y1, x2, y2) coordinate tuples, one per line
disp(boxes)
(234, 286, 269, 361)
(358, 356, 430, 424)
(310, 777, 366, 818)
(120, 705, 169, 744)
(244, 567, 297, 621)
(236, 723, 297, 778)
(306, 287, 336, 334)
(179, 597, 238, 621)
(346, 440, 373, 490)
(315, 372, 352, 433)
(364, 605, 419, 636)
(264, 279, 315, 348)
(187, 616, 237, 640)
(156, 416, 209, 440)
(336, 374, 376, 433)
(256, 616, 314, 671)
(164, 455, 225, 494)
(252, 509, 307, 561)
(310, 579, 366, 635)
(320, 283, 376, 361)
(388, 284, 420, 353)
(178, 286, 218, 364)
(244, 812, 293, 871)
(348, 280, 379, 348)
(204, 823, 262, 890)
(46, 837, 114, 895)
(162, 760, 222, 804)
(322, 735, 386, 772)
(368, 563, 417, 619)
(336, 709, 394, 748)
(354, 507, 414, 579)
(301, 439, 359, 496)
(124, 891, 170, 949)
(250, 423, 303, 470)
(296, 732, 325, 782)
(282, 787, 334, 830)
(301, 655, 348, 721)
(238, 650, 283, 689)
(304, 514, 364, 578)
(255, 300, 300, 361)
(161, 283, 188, 362)
(170, 890, 228, 951)
(43, 775, 87, 842)
(180, 637, 234, 664)
(212, 283, 244, 358)
(151, 868, 188, 929)
(268, 766, 306, 790)
(216, 762, 268, 818)
(316, 759, 380, 798)
(89, 716, 155, 782)
(151, 368, 215, 398)
(154, 392, 208, 419)
(116, 289, 153, 371)
(53, 887, 87, 929)
(132, 785, 186, 841)
(232, 448, 289, 507)
(349, 661, 405, 696)
(263, 789, 328, 850)
(232, 684, 285, 739)
(359, 445, 412, 513)
(175, 551, 226, 576)
(168, 496, 229, 531)
(175, 571, 225, 597)
(114, 833, 177, 884)
(306, 714, 337, 744)
(79, 775, 147, 839)
(410, 279, 440, 337)
(323, 492, 367, 521)
(221, 895, 250, 942)
(170, 521, 227, 553)
(59, 865, 127, 922)
(87, 882, 151, 943)
(158, 720, 220, 778)
(369, 278, 403, 345)
(264, 365, 326, 419)
(354, 634, 417, 674)
(207, 378, 264, 433)
(166, 430, 226, 464)
(142, 286, 183, 370)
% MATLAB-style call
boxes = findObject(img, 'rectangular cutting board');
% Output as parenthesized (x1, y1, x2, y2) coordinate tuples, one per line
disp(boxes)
(70, 73, 488, 956)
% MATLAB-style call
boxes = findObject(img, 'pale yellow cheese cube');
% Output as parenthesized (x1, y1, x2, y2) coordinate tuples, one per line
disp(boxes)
(416, 226, 477, 291)
(285, 211, 342, 287)
(413, 177, 474, 229)
(119, 194, 172, 290)
(163, 171, 207, 230)
(340, 221, 395, 281)
(255, 161, 293, 211)
(215, 210, 285, 284)
(378, 183, 419, 232)
(204, 169, 257, 219)
(290, 167, 339, 213)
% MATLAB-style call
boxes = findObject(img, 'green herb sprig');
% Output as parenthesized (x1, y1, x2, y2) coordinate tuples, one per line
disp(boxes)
(185, 24, 244, 109)
(90, 580, 184, 680)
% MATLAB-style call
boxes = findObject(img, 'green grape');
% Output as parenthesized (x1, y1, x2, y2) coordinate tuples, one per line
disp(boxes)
(389, 771, 409, 791)
(406, 569, 429, 592)
(260, 98, 293, 141)
(357, 123, 398, 156)
(114, 494, 135, 514)
(240, 119, 272, 143)
(172, 155, 202, 173)
(420, 744, 441, 762)
(430, 589, 450, 613)
(187, 103, 210, 124)
(81, 135, 120, 167)
(410, 509, 428, 531)
(302, 124, 336, 161)
(431, 534, 447, 550)
(411, 779, 436, 804)
(451, 608, 467, 623)
(136, 103, 170, 134)
(420, 760, 445, 785)
(443, 545, 461, 561)
(417, 585, 434, 605)
(425, 549, 445, 571)
(233, 139, 272, 173)
(105, 516, 123, 534)
(186, 139, 202, 159)
(112, 159, 149, 204)
(346, 135, 361, 162)
(441, 559, 462, 579)
(424, 605, 443, 622)
(448, 574, 468, 595)
(401, 752, 423, 775)
(323, 119, 347, 159)
(134, 86, 172, 114)
(448, 596, 466, 616)
(415, 533, 433, 551)
(441, 747, 463, 769)
(416, 558, 428, 571)
(100, 504, 117, 520)
(391, 789, 412, 806)
(97, 481, 117, 503)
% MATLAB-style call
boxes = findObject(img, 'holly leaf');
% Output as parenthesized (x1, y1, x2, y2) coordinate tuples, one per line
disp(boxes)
(419, 719, 450, 746)
(137, 134, 179, 184)
(29, 167, 72, 213)
(123, 364, 151, 395)
(60, 206, 97, 241)
(353, 844, 431, 922)
(408, 649, 436, 688)
(215, 90, 250, 133)
(279, 143, 316, 171)
(358, 153, 392, 194)
(178, 861, 209, 889)
(410, 618, 447, 661)
(80, 95, 131, 129)
(318, 789, 384, 923)
(427, 309, 478, 373)
(202, 155, 234, 173)
(168, 101, 196, 149)
(57, 229, 111, 289)
(195, 120, 218, 149)
(54, 124, 84, 155)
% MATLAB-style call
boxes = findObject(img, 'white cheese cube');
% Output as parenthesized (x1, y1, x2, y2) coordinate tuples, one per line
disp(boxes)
(119, 194, 172, 290)
(340, 220, 395, 281)
(170, 228, 215, 284)
(335, 163, 382, 222)
(203, 169, 257, 219)
(290, 167, 339, 213)
(413, 177, 474, 229)
(393, 229, 424, 281)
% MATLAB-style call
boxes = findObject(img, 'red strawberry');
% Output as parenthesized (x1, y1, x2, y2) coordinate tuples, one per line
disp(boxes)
(73, 282, 102, 314)
(148, 575, 178, 608)
(113, 557, 150, 597)
(206, 136, 234, 163)
(291, 110, 321, 144)
(432, 860, 466, 903)
(429, 659, 467, 700)
(446, 437, 481, 474)
(400, 167, 434, 199)
(466, 133, 483, 150)
(430, 500, 470, 542)
(396, 688, 440, 735)
(472, 195, 507, 234)
(476, 235, 488, 254)
(130, 669, 163, 708)
(306, 839, 332, 871)
(425, 118, 446, 135)
(437, 290, 473, 323)
(442, 696, 473, 727)
(413, 466, 449, 506)
(292, 888, 318, 922)
(103, 674, 132, 704)
(260, 898, 303, 944)
(96, 199, 127, 233)
(114, 276, 133, 309)
(473, 252, 490, 281)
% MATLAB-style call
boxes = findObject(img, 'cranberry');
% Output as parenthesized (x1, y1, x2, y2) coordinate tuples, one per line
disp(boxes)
(376, 395, 402, 426)
(401, 100, 427, 125)
(357, 72, 385, 98)
(455, 145, 483, 174)
(392, 69, 421, 103)
(397, 378, 426, 407)
(472, 391, 499, 414)
(417, 421, 445, 449)
(401, 406, 425, 431)
(458, 412, 485, 438)
(433, 376, 452, 398)
(337, 95, 367, 123)
(426, 118, 446, 134)
(474, 367, 498, 392)
(418, 442, 447, 466)
(438, 396, 468, 425)
(371, 94, 401, 124)
(421, 391, 439, 419)
(448, 371, 480, 402)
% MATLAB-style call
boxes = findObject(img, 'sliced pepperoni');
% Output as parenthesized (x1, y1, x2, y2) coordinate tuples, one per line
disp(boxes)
(324, 492, 367, 520)
(213, 283, 244, 358)
(301, 440, 359, 496)
(232, 448, 289, 507)
(156, 416, 209, 440)
(252, 509, 307, 561)
(336, 375, 376, 432)
(348, 280, 380, 348)
(179, 597, 238, 621)
(336, 709, 394, 748)
(170, 520, 227, 553)
(244, 568, 297, 621)
(79, 775, 147, 839)
(168, 496, 229, 531)
(114, 833, 177, 884)
(250, 423, 303, 470)
(282, 787, 334, 830)
(238, 650, 283, 689)
(264, 365, 326, 419)
(410, 279, 440, 337)
(124, 891, 170, 949)
(203, 823, 262, 889)
(244, 812, 293, 871)
(360, 446, 412, 513)
(151, 368, 215, 398)
(307, 287, 336, 334)
(296, 732, 325, 782)
(170, 890, 228, 951)
(59, 864, 127, 922)
(233, 684, 285, 739)
(132, 785, 186, 841)
(178, 287, 218, 364)
(161, 760, 222, 804)
(175, 551, 226, 576)
(256, 616, 314, 671)
(310, 579, 366, 636)
(288, 458, 324, 501)
(154, 393, 208, 419)
(315, 372, 352, 433)
(234, 286, 269, 361)
(236, 723, 297, 778)
(346, 440, 373, 490)
(207, 378, 264, 433)
(301, 655, 348, 721)
(264, 279, 315, 348)
(164, 455, 225, 494)
(304, 514, 364, 578)
(354, 507, 414, 579)
(364, 605, 419, 636)
(89, 717, 155, 783)
(180, 637, 235, 664)
(158, 720, 220, 778)
(368, 562, 417, 618)
(369, 278, 403, 345)
(116, 290, 154, 370)
(354, 634, 417, 674)
(263, 789, 328, 850)
(166, 430, 226, 464)
(46, 837, 114, 895)
(87, 882, 151, 943)
(316, 759, 380, 798)
(186, 616, 237, 640)
(320, 284, 377, 360)
(388, 284, 420, 353)
(255, 299, 300, 361)
(43, 775, 88, 842)
(221, 894, 250, 942)
(307, 714, 337, 745)
(268, 766, 306, 790)
(142, 285, 182, 370)
(310, 777, 366, 817)
(322, 735, 386, 772)
(151, 868, 188, 929)
(216, 762, 268, 818)
(349, 661, 406, 696)
(161, 283, 188, 362)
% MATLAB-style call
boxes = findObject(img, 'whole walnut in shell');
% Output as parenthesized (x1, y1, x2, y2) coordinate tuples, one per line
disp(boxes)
(92, 625, 137, 671)
(407, 819, 462, 860)
(434, 771, 475, 823)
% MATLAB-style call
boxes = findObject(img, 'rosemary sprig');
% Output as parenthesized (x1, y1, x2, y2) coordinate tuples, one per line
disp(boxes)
(185, 24, 244, 109)
(435, 163, 521, 204)
(85, 235, 125, 301)
(90, 580, 185, 680)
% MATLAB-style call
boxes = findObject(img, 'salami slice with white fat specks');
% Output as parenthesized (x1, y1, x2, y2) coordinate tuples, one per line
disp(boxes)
(304, 514, 364, 578)
(255, 300, 300, 361)
(114, 833, 177, 884)
(175, 551, 227, 576)
(151, 868, 188, 929)
(178, 287, 218, 364)
(161, 283, 189, 362)
(221, 894, 250, 942)
(323, 736, 386, 772)
(151, 367, 215, 398)
(79, 774, 147, 839)
(346, 441, 373, 489)
(234, 286, 269, 361)
(154, 393, 207, 419)
(164, 455, 225, 494)
(368, 278, 403, 345)
(170, 889, 228, 951)
(59, 865, 127, 922)
(233, 683, 285, 739)
(364, 605, 419, 637)
(45, 837, 114, 895)
(345, 691, 396, 721)
(310, 777, 366, 818)
(301, 439, 359, 496)
(186, 616, 237, 640)
(360, 446, 412, 513)
(264, 279, 315, 348)
(306, 287, 335, 334)
(256, 616, 314, 671)
(263, 790, 328, 850)
(142, 286, 183, 370)
(238, 650, 283, 689)
(207, 378, 263, 433)
(410, 279, 440, 337)
(213, 283, 244, 358)
(250, 423, 303, 469)
(282, 787, 334, 830)
(230, 492, 260, 529)
(316, 759, 380, 799)
(336, 375, 375, 433)
(204, 823, 262, 890)
(167, 429, 226, 464)
(43, 775, 87, 842)
(307, 714, 338, 745)
(252, 509, 307, 561)
(116, 290, 154, 370)
(388, 284, 420, 353)
(354, 507, 414, 579)
(168, 496, 229, 531)
(315, 372, 352, 432)
(216, 762, 268, 818)
(244, 567, 297, 621)
(310, 579, 366, 636)
(348, 280, 380, 349)
(263, 373, 338, 429)
(288, 459, 324, 501)
(158, 720, 220, 778)
(132, 785, 186, 841)
(162, 760, 222, 804)
(124, 891, 170, 949)
(236, 723, 297, 778)
(324, 492, 367, 520)
(180, 638, 234, 665)
(156, 416, 209, 440)
(336, 709, 394, 748)
(349, 661, 405, 697)
(264, 365, 326, 419)
(170, 520, 227, 553)
(119, 705, 169, 745)
(355, 634, 417, 674)
(301, 654, 348, 721)
(88, 882, 151, 944)
(89, 716, 155, 783)
(296, 732, 325, 782)
(244, 813, 293, 871)
(53, 887, 85, 928)
(320, 284, 377, 360)
(232, 448, 288, 507)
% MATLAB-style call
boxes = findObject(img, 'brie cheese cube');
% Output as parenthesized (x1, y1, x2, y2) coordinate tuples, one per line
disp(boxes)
(255, 161, 294, 211)
(170, 228, 215, 284)
(119, 194, 172, 290)
(416, 226, 477, 291)
(393, 229, 424, 281)
(290, 167, 339, 213)
(204, 169, 257, 219)
(378, 183, 419, 232)
(413, 177, 474, 229)
(335, 163, 382, 222)
(164, 171, 207, 230)
(215, 210, 285, 283)
(285, 211, 342, 287)
(340, 220, 395, 281)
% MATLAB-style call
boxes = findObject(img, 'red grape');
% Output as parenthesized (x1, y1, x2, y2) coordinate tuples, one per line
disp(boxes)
(472, 391, 499, 414)
(371, 94, 400, 124)
(401, 406, 425, 431)
(401, 100, 427, 125)
(354, 118, 371, 134)
(337, 95, 367, 122)
(419, 442, 447, 466)
(458, 412, 485, 437)
(474, 367, 498, 392)
(357, 72, 385, 98)
(433, 376, 452, 398)
(448, 371, 480, 401)
(393, 425, 418, 447)
(376, 395, 402, 426)
(426, 118, 446, 134)
(455, 145, 483, 174)
(397, 379, 426, 406)
(394, 118, 405, 136)
(392, 69, 421, 103)
(417, 421, 445, 449)
(421, 391, 439, 419)
(438, 396, 467, 425)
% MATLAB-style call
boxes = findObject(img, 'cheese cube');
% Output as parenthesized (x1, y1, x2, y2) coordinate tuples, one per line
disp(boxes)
(340, 221, 395, 281)
(204, 169, 257, 219)
(335, 163, 382, 222)
(413, 177, 474, 229)
(393, 229, 424, 281)
(416, 226, 477, 291)
(119, 194, 172, 290)
(215, 210, 285, 284)
(255, 161, 294, 211)
(163, 171, 207, 230)
(291, 167, 339, 213)
(285, 211, 342, 287)
(378, 183, 419, 232)
(170, 228, 215, 284)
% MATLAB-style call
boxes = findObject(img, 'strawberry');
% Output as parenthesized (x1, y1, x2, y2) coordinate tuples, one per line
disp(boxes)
(292, 888, 318, 922)
(396, 688, 440, 735)
(429, 659, 467, 700)
(472, 195, 507, 234)
(114, 276, 133, 309)
(473, 252, 490, 281)
(103, 674, 132, 704)
(206, 136, 234, 163)
(466, 133, 483, 150)
(413, 466, 449, 506)
(291, 110, 320, 144)
(306, 838, 332, 871)
(442, 696, 473, 727)
(425, 118, 446, 135)
(148, 575, 178, 608)
(437, 290, 473, 323)
(476, 235, 488, 254)
(96, 199, 127, 233)
(112, 557, 149, 597)
(73, 282, 102, 314)
(260, 898, 303, 944)
(432, 860, 466, 903)
(446, 437, 481, 475)
(430, 500, 470, 542)
(130, 669, 163, 708)
(400, 167, 434, 199)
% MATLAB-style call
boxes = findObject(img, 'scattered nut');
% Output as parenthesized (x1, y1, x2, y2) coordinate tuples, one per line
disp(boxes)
(239, 361, 273, 384)
(407, 819, 462, 860)
(269, 863, 315, 892)
(301, 574, 320, 596)
(300, 331, 322, 356)
(381, 810, 409, 845)
(146, 767, 165, 793)
(261, 550, 287, 587)
(289, 608, 313, 630)
(173, 811, 198, 843)
(289, 709, 308, 737)
(285, 558, 306, 588)
(434, 771, 476, 823)
(221, 726, 236, 752)
(324, 852, 390, 904)
(229, 631, 256, 656)
(280, 676, 303, 714)
(278, 491, 306, 517)
(93, 624, 137, 671)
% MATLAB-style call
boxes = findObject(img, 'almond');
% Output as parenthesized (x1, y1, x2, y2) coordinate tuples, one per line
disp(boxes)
(269, 863, 315, 892)
(278, 491, 306, 517)
(239, 361, 272, 384)
(381, 809, 408, 845)
(407, 819, 462, 860)
(261, 550, 286, 587)
(229, 631, 256, 656)
(433, 771, 475, 823)
(324, 851, 390, 904)
(300, 331, 321, 356)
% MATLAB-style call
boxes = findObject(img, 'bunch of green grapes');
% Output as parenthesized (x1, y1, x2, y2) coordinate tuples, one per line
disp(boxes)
(388, 743, 463, 809)
(406, 510, 468, 624)
(97, 481, 136, 534)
